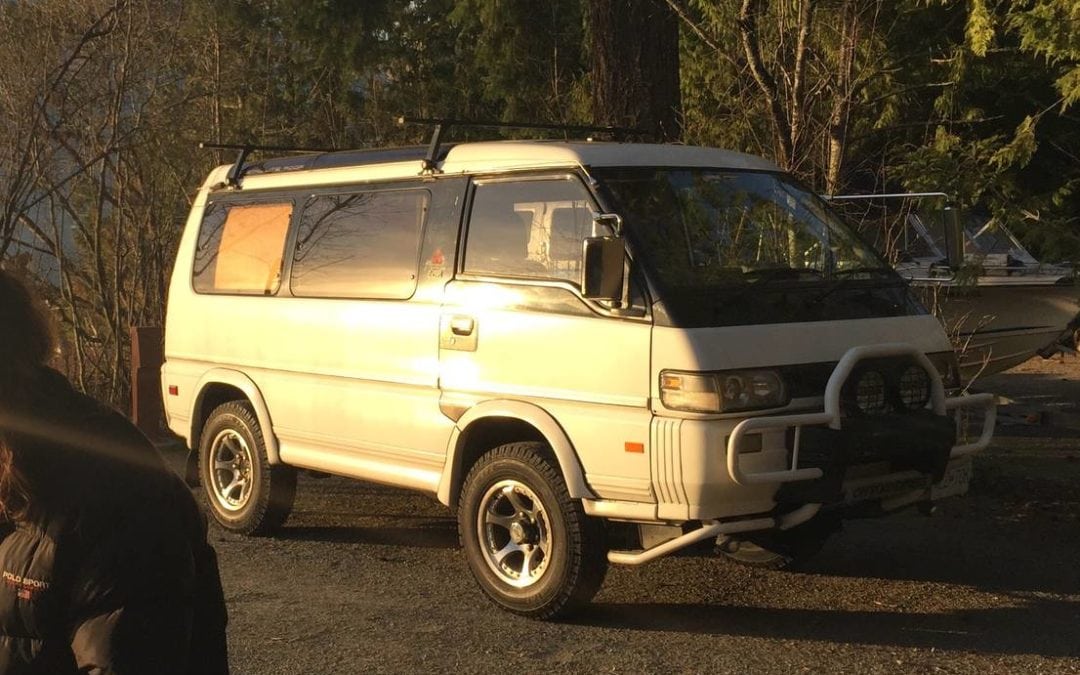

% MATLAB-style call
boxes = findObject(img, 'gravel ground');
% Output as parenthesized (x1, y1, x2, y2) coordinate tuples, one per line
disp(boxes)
(182, 356, 1080, 674)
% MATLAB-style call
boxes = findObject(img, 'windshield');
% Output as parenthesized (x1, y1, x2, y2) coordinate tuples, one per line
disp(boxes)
(899, 212, 1039, 265)
(596, 168, 922, 328)
(596, 169, 888, 291)
(965, 217, 1038, 264)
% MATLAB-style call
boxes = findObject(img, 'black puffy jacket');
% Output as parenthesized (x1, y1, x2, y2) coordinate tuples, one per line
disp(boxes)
(0, 368, 228, 674)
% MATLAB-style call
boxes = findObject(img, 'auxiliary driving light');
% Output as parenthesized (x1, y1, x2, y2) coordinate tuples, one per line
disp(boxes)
(898, 365, 931, 409)
(853, 369, 888, 414)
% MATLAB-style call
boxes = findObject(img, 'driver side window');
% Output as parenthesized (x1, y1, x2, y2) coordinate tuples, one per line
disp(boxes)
(464, 177, 597, 284)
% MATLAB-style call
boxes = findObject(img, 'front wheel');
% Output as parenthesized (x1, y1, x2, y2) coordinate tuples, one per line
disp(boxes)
(458, 442, 607, 619)
(199, 401, 297, 536)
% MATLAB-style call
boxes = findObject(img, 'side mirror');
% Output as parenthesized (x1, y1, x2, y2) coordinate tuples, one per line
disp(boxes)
(943, 205, 965, 270)
(582, 236, 625, 301)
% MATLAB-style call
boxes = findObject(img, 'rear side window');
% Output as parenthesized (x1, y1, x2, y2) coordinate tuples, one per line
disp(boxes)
(290, 190, 429, 299)
(465, 178, 596, 283)
(193, 202, 293, 295)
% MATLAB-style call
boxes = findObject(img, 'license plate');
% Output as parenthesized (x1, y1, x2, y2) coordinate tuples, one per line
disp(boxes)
(930, 456, 974, 501)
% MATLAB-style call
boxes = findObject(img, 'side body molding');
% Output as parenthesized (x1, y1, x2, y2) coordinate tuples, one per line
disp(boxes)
(436, 399, 595, 506)
(190, 368, 281, 464)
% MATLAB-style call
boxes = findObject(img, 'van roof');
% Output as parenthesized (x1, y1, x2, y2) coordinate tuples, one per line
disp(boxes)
(442, 142, 779, 173)
(209, 141, 781, 191)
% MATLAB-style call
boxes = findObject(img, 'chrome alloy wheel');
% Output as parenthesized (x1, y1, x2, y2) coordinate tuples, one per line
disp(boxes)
(208, 428, 255, 512)
(477, 480, 553, 588)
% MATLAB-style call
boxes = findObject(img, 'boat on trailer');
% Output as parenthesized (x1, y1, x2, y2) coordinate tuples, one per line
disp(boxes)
(831, 193, 1080, 382)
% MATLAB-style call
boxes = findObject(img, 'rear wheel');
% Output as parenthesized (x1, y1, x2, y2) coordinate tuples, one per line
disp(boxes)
(458, 442, 607, 619)
(199, 401, 296, 536)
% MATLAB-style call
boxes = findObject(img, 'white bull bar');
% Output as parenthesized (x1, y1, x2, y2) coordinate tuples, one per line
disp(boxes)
(725, 344, 997, 486)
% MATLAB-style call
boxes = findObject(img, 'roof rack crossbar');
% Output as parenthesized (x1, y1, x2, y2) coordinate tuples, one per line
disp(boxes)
(199, 141, 338, 188)
(397, 117, 654, 173)
(825, 192, 952, 202)
(400, 116, 650, 137)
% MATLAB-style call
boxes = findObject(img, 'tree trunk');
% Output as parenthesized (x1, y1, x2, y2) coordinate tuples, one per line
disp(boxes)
(590, 0, 682, 141)
(825, 1, 859, 194)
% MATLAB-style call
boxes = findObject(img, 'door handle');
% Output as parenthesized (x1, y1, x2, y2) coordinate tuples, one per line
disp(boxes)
(441, 314, 478, 351)
(450, 316, 475, 336)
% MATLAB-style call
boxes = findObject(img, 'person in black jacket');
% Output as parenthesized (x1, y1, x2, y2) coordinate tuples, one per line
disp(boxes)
(0, 269, 229, 674)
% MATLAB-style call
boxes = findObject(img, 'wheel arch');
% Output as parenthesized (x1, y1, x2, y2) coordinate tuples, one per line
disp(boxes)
(437, 400, 594, 509)
(190, 368, 281, 464)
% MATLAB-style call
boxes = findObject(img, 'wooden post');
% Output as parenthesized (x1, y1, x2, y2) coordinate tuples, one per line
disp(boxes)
(130, 326, 165, 439)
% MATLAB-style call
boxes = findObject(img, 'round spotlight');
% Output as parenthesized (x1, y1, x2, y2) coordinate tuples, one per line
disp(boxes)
(854, 370, 888, 415)
(899, 365, 931, 409)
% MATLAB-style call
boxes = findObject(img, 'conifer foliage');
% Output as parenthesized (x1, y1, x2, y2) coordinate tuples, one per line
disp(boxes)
(0, 0, 1076, 406)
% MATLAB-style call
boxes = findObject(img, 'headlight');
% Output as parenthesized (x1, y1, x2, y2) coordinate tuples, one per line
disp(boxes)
(898, 365, 931, 409)
(660, 369, 787, 413)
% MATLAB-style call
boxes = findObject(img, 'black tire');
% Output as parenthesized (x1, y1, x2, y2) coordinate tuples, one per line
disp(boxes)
(717, 516, 838, 570)
(458, 442, 607, 620)
(198, 401, 297, 536)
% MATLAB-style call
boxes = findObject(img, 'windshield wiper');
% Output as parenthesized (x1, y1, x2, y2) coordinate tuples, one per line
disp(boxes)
(829, 266, 898, 279)
(811, 266, 904, 305)
(713, 268, 824, 307)
(740, 268, 825, 282)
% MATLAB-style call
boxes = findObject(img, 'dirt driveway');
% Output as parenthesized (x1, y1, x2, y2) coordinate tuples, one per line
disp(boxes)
(190, 357, 1080, 674)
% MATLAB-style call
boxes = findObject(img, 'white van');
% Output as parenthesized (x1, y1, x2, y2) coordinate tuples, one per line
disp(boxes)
(162, 135, 996, 619)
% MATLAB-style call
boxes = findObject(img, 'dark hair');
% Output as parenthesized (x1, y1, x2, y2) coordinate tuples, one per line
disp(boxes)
(0, 269, 54, 521)
(0, 269, 54, 378)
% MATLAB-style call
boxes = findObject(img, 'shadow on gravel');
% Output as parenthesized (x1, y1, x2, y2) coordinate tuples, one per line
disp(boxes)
(975, 369, 1080, 436)
(275, 520, 458, 549)
(578, 598, 1080, 657)
(975, 369, 1080, 412)
(800, 525, 1080, 596)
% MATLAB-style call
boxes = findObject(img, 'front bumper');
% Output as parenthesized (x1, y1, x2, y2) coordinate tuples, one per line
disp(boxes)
(725, 343, 996, 489)
(606, 344, 994, 567)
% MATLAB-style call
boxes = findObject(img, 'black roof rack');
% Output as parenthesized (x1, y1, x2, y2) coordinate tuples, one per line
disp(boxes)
(199, 141, 338, 188)
(397, 116, 654, 173)
(201, 117, 656, 186)
(244, 146, 461, 178)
